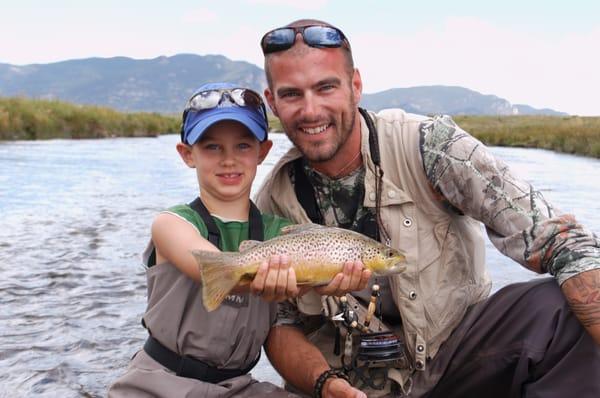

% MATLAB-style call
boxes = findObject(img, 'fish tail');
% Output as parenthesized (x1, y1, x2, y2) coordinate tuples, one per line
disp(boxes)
(191, 250, 243, 312)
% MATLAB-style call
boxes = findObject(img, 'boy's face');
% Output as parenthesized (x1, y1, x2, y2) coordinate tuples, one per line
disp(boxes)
(177, 120, 272, 203)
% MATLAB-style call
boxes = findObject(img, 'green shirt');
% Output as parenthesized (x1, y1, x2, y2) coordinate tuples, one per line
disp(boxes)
(168, 203, 291, 250)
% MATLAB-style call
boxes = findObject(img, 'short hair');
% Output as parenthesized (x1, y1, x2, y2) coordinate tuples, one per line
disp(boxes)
(263, 19, 355, 89)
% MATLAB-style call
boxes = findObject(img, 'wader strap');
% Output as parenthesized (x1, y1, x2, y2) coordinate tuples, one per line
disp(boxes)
(144, 335, 260, 383)
(189, 197, 221, 247)
(189, 197, 265, 249)
(358, 108, 391, 244)
(248, 201, 264, 242)
(293, 158, 323, 224)
(358, 107, 381, 168)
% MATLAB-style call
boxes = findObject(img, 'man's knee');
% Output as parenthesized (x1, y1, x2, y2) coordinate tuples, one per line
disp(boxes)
(501, 277, 568, 318)
(488, 277, 587, 349)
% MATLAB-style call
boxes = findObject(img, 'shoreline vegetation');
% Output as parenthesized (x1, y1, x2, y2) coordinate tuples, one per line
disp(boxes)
(0, 97, 179, 140)
(1, 97, 599, 158)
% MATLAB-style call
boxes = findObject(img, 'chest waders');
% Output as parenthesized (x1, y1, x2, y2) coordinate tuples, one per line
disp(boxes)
(293, 109, 411, 393)
(142, 197, 265, 384)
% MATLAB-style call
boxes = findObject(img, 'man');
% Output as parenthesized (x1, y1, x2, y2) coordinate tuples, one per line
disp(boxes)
(255, 19, 600, 398)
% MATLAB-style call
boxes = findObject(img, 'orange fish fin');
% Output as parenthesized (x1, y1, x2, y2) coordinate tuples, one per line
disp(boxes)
(191, 250, 242, 312)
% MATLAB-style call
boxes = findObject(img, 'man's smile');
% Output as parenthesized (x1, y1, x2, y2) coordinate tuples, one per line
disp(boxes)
(300, 123, 331, 135)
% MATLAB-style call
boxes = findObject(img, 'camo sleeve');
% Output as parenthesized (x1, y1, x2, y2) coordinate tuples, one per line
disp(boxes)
(419, 115, 600, 285)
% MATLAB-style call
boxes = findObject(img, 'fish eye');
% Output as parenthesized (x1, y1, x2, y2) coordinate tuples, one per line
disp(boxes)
(384, 248, 395, 258)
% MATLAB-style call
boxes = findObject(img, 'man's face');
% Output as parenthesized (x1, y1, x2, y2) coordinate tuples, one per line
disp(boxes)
(265, 42, 362, 164)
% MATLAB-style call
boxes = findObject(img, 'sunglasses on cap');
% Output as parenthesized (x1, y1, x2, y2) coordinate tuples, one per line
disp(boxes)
(180, 87, 268, 143)
(185, 87, 267, 118)
(260, 24, 350, 55)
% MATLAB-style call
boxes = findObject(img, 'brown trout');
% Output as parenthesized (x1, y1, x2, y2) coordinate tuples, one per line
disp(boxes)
(191, 224, 406, 311)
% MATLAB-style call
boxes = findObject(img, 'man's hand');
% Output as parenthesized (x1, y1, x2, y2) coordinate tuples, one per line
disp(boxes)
(315, 260, 371, 296)
(251, 254, 300, 302)
(322, 377, 367, 398)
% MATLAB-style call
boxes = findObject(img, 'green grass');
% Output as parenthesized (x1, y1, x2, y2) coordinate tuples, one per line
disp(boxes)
(3, 97, 599, 158)
(453, 115, 600, 158)
(0, 97, 179, 140)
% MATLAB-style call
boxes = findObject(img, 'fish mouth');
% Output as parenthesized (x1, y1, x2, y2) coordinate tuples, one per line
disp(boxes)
(378, 256, 407, 275)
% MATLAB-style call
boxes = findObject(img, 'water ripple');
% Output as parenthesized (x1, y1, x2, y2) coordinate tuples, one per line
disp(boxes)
(0, 135, 598, 397)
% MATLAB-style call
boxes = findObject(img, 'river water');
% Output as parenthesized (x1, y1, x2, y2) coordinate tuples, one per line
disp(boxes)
(0, 133, 598, 397)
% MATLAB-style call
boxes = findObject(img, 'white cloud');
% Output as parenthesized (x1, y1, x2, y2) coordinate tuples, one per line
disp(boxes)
(181, 8, 218, 24)
(246, 0, 329, 10)
(351, 17, 600, 115)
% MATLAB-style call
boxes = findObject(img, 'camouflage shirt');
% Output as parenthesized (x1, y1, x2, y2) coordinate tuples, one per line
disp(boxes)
(299, 160, 376, 232)
(420, 115, 600, 284)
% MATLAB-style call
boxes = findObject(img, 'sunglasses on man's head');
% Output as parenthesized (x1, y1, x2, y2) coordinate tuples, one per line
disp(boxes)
(260, 25, 350, 55)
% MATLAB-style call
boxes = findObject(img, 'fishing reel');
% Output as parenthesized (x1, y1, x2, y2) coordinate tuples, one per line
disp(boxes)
(329, 284, 408, 390)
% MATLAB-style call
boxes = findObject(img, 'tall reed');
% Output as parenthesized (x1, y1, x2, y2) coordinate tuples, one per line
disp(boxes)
(0, 97, 179, 140)
(454, 115, 600, 158)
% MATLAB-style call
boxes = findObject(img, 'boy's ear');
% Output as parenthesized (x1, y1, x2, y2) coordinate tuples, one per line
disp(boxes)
(176, 142, 195, 168)
(257, 139, 273, 164)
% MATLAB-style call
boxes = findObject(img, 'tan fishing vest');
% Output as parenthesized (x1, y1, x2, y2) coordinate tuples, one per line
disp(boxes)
(254, 109, 491, 370)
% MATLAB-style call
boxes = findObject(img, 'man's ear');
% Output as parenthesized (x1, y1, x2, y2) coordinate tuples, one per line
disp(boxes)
(176, 142, 195, 168)
(257, 139, 273, 164)
(352, 68, 363, 105)
(264, 88, 278, 117)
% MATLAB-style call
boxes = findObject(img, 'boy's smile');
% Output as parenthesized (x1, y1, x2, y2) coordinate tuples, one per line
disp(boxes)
(216, 171, 244, 185)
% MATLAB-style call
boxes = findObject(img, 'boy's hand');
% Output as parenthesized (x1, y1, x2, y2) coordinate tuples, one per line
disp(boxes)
(251, 254, 300, 302)
(314, 260, 371, 297)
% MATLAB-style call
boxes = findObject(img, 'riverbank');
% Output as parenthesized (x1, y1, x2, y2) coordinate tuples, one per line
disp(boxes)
(454, 115, 600, 158)
(0, 97, 179, 140)
(2, 97, 599, 158)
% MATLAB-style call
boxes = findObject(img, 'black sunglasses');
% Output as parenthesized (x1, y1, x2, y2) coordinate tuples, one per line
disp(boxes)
(260, 25, 350, 55)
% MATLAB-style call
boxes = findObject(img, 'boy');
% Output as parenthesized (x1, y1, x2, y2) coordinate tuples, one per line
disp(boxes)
(108, 82, 300, 397)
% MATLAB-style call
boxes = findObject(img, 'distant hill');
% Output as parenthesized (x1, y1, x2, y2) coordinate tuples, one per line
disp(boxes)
(360, 86, 567, 116)
(0, 55, 566, 116)
(512, 104, 567, 116)
(0, 54, 266, 114)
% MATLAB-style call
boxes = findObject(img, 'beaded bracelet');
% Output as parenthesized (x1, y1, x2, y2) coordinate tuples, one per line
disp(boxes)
(313, 368, 350, 398)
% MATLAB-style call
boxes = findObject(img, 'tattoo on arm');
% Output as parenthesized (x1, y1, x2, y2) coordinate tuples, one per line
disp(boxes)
(562, 269, 600, 328)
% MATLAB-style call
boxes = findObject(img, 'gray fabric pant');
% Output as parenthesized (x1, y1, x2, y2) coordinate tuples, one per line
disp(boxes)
(108, 350, 300, 398)
(413, 277, 600, 398)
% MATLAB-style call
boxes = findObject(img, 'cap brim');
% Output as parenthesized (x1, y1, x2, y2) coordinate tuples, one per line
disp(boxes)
(184, 107, 267, 145)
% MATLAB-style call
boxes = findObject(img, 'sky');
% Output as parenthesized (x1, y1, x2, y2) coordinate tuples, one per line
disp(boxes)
(1, 0, 600, 115)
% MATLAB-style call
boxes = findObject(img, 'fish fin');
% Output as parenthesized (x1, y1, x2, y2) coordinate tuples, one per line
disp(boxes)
(238, 240, 262, 252)
(191, 250, 243, 312)
(280, 223, 325, 235)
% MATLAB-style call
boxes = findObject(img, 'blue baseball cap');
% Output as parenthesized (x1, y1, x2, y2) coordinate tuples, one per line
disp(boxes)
(181, 82, 268, 145)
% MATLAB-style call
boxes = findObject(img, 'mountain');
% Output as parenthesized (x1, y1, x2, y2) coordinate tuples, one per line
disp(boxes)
(0, 55, 565, 116)
(513, 104, 567, 116)
(0, 54, 266, 114)
(359, 86, 567, 116)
